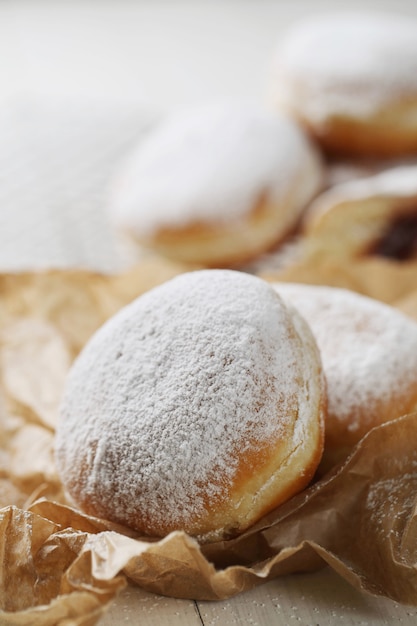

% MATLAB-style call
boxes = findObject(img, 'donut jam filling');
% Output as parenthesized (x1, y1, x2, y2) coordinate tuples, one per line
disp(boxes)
(370, 212, 417, 260)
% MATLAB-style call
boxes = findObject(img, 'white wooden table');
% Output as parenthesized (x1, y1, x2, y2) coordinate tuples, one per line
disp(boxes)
(1, 2, 417, 624)
(101, 569, 417, 626)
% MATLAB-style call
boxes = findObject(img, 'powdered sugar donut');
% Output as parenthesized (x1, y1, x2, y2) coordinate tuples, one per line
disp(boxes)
(108, 104, 323, 267)
(272, 12, 417, 156)
(55, 270, 325, 541)
(273, 283, 417, 470)
(301, 165, 417, 262)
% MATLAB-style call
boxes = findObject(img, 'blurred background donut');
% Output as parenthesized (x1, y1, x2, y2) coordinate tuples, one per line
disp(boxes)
(107, 103, 323, 267)
(301, 165, 417, 263)
(271, 12, 417, 157)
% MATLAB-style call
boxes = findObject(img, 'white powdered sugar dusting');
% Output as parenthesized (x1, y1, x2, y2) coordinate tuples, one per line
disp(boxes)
(274, 283, 417, 432)
(274, 12, 417, 120)
(109, 103, 321, 235)
(55, 270, 314, 533)
(308, 164, 417, 222)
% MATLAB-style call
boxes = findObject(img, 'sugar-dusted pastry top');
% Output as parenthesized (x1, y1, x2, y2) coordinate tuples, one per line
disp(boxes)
(109, 103, 322, 235)
(55, 270, 325, 541)
(107, 103, 324, 268)
(312, 165, 417, 211)
(273, 12, 417, 122)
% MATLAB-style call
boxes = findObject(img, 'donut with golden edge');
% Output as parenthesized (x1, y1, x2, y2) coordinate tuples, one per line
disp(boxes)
(272, 12, 417, 157)
(274, 282, 417, 471)
(55, 270, 325, 541)
(108, 104, 323, 267)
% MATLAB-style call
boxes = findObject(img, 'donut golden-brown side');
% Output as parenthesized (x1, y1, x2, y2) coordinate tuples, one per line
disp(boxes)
(124, 186, 312, 268)
(271, 12, 417, 157)
(55, 270, 325, 542)
(279, 100, 417, 158)
(108, 104, 323, 267)
(273, 282, 417, 471)
(300, 165, 417, 263)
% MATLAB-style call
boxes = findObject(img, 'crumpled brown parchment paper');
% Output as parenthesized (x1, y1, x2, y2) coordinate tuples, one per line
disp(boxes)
(1, 254, 417, 624)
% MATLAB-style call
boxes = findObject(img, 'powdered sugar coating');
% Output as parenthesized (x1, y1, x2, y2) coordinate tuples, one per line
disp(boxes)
(308, 164, 417, 222)
(274, 12, 417, 121)
(108, 103, 322, 236)
(55, 270, 320, 538)
(274, 283, 417, 434)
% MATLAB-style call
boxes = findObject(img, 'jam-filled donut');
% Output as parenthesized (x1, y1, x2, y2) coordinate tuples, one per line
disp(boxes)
(108, 104, 323, 267)
(273, 282, 417, 471)
(271, 12, 417, 157)
(55, 270, 325, 541)
(301, 165, 417, 262)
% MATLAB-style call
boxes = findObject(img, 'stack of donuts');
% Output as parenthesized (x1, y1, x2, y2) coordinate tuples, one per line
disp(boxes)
(271, 11, 417, 264)
(108, 10, 417, 269)
(55, 10, 417, 543)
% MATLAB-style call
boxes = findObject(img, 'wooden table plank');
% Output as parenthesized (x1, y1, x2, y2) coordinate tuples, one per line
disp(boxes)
(100, 585, 201, 626)
(198, 568, 417, 626)
(100, 568, 417, 626)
